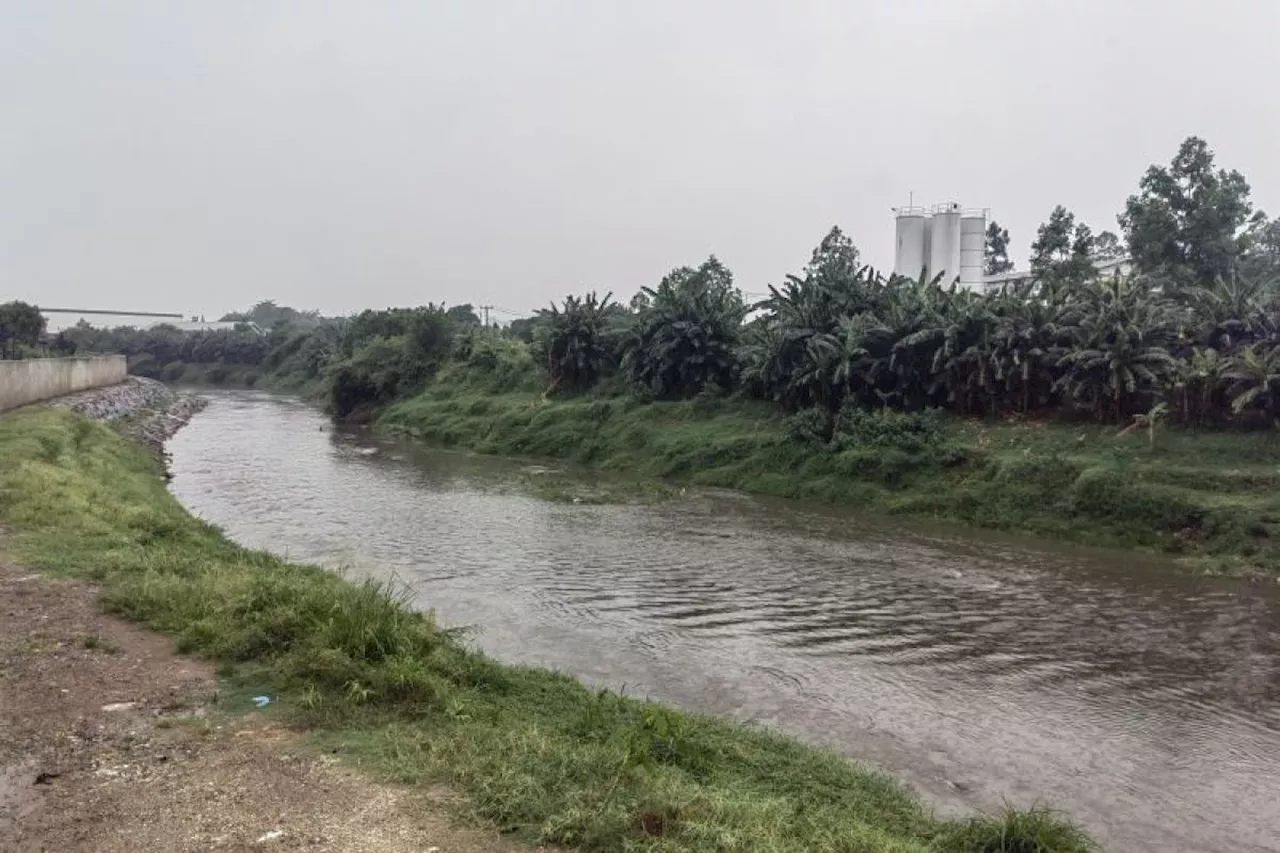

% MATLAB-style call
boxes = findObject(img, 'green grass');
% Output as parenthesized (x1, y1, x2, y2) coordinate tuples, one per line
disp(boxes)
(0, 407, 1094, 852)
(379, 384, 1280, 575)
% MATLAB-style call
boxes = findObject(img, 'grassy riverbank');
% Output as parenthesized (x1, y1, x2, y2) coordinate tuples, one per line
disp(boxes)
(380, 381, 1280, 575)
(141, 360, 326, 396)
(0, 407, 1095, 852)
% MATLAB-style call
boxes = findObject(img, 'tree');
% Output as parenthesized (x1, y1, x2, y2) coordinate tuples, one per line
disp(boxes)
(1093, 230, 1125, 262)
(624, 257, 745, 398)
(327, 336, 417, 417)
(507, 316, 542, 343)
(536, 292, 616, 394)
(740, 227, 885, 413)
(1055, 275, 1178, 420)
(990, 282, 1067, 413)
(1120, 136, 1257, 288)
(984, 221, 1013, 275)
(1190, 272, 1271, 351)
(0, 301, 47, 358)
(1030, 206, 1095, 284)
(1224, 342, 1280, 423)
(805, 226, 861, 280)
(1240, 216, 1280, 283)
(446, 304, 482, 328)
(405, 305, 455, 369)
(221, 300, 321, 329)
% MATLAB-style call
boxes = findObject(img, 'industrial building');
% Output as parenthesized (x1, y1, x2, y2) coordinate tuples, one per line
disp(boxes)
(892, 204, 1132, 293)
(980, 256, 1133, 291)
(892, 203, 988, 291)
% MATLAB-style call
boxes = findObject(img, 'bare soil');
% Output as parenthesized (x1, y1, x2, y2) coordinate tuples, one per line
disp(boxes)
(0, 564, 529, 853)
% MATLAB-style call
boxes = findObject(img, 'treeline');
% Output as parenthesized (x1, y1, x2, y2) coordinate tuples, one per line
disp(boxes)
(54, 317, 336, 389)
(46, 137, 1280, 430)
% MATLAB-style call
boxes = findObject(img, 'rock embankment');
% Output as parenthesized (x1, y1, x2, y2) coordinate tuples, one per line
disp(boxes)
(50, 376, 207, 453)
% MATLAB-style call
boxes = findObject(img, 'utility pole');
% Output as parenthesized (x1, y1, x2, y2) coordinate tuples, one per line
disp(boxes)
(479, 304, 493, 327)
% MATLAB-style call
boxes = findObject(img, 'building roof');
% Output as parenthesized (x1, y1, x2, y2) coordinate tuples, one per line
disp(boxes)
(147, 320, 264, 334)
(982, 256, 1132, 287)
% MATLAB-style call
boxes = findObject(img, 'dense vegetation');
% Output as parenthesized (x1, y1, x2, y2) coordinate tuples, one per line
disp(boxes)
(0, 408, 1096, 852)
(45, 137, 1280, 429)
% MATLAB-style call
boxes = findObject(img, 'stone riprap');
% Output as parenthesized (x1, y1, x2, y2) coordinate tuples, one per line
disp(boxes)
(50, 376, 207, 454)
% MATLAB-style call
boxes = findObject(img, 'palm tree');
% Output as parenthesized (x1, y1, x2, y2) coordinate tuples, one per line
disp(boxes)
(1224, 342, 1280, 423)
(987, 282, 1068, 414)
(1056, 275, 1179, 420)
(742, 264, 888, 412)
(1172, 347, 1230, 426)
(537, 292, 616, 394)
(623, 262, 745, 399)
(1189, 272, 1271, 352)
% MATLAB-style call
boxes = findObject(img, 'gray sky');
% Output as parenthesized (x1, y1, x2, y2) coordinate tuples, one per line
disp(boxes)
(3, 1, 1277, 320)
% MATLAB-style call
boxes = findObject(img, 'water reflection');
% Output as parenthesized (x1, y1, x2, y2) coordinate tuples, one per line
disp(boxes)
(168, 391, 1280, 853)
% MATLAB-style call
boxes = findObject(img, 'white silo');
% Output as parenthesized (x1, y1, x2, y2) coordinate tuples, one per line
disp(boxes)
(892, 207, 929, 279)
(959, 210, 988, 292)
(928, 203, 962, 285)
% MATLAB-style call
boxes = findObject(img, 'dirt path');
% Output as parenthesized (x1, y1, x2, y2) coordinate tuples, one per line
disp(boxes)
(0, 564, 530, 853)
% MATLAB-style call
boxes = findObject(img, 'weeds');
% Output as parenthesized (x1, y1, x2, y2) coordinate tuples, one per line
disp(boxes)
(80, 633, 122, 654)
(938, 807, 1098, 852)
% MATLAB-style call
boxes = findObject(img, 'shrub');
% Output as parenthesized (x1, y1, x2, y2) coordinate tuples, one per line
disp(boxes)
(786, 408, 835, 447)
(835, 407, 944, 453)
(328, 336, 426, 417)
(457, 334, 539, 392)
(1069, 466, 1204, 531)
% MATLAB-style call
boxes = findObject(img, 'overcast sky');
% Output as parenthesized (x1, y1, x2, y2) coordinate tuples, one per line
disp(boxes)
(2, 1, 1277, 320)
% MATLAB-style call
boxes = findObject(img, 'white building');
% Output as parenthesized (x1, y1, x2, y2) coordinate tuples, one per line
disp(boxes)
(980, 256, 1132, 294)
(147, 319, 263, 334)
(892, 203, 989, 291)
(39, 309, 184, 332)
(891, 207, 1133, 294)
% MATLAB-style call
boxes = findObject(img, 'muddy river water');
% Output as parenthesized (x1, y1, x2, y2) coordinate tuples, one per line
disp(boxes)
(167, 391, 1280, 852)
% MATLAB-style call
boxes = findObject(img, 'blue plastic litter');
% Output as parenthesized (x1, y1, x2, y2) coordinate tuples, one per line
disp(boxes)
(252, 695, 271, 708)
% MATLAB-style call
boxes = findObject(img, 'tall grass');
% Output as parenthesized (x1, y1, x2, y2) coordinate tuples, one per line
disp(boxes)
(378, 382, 1280, 574)
(0, 408, 1100, 851)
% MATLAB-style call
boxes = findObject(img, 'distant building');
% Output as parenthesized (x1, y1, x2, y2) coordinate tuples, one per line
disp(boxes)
(980, 256, 1133, 294)
(147, 320, 264, 334)
(890, 206, 1134, 295)
(39, 309, 184, 332)
(892, 203, 988, 291)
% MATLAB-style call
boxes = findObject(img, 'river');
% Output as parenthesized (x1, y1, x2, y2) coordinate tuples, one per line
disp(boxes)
(166, 391, 1280, 853)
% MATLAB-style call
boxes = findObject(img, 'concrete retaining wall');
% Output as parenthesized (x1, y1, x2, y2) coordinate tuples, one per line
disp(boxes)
(0, 356, 128, 412)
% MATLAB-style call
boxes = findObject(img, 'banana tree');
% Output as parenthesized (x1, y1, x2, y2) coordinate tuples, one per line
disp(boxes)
(1224, 342, 1280, 424)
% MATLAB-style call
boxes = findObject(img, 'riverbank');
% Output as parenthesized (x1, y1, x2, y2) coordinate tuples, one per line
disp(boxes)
(146, 361, 326, 397)
(0, 562, 521, 853)
(0, 406, 1095, 852)
(379, 384, 1280, 576)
